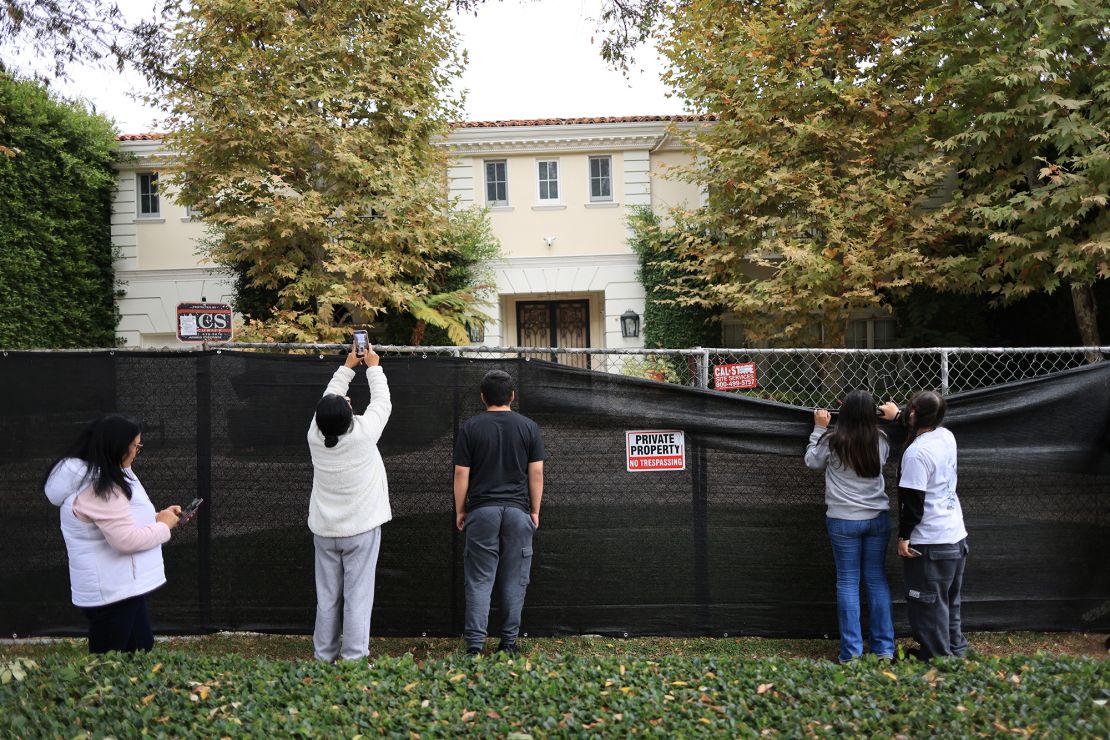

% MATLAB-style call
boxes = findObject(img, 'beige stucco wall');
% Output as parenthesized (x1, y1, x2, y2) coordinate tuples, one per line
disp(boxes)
(471, 153, 631, 258)
(650, 149, 704, 211)
(132, 179, 214, 271)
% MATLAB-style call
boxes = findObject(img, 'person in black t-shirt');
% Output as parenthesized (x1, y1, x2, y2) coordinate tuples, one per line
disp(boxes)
(453, 369, 545, 655)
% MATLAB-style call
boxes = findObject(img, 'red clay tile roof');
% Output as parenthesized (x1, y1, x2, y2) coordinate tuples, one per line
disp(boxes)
(116, 115, 715, 140)
(451, 114, 715, 128)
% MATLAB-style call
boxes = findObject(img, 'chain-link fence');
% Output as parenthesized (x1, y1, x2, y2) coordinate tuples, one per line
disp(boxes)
(207, 343, 1109, 407)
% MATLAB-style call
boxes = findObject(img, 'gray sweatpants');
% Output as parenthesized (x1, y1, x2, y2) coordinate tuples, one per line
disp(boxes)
(904, 538, 969, 660)
(463, 505, 535, 649)
(313, 527, 381, 662)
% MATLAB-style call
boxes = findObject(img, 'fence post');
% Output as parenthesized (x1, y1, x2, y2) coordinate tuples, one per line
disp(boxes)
(696, 347, 710, 389)
(940, 349, 950, 396)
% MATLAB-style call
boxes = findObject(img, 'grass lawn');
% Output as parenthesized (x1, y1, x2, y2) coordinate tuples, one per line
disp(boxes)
(1, 639, 1107, 737)
(2, 630, 1107, 663)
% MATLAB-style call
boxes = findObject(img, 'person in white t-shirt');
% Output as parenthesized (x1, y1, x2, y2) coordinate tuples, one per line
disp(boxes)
(882, 391, 969, 660)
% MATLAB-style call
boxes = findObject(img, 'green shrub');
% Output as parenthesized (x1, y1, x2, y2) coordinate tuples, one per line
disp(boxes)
(1, 651, 1105, 736)
(0, 73, 118, 348)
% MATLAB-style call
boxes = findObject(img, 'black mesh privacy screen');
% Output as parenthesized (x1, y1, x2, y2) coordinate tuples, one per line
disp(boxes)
(1, 351, 1107, 637)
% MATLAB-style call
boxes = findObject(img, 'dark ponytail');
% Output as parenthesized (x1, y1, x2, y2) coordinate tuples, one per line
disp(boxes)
(903, 390, 947, 452)
(44, 414, 142, 500)
(315, 395, 353, 448)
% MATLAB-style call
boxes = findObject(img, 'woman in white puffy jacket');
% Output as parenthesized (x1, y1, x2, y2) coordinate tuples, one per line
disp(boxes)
(44, 414, 182, 653)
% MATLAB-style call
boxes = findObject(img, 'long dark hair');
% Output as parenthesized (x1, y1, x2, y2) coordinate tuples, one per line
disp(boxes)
(44, 414, 142, 500)
(315, 395, 353, 448)
(903, 390, 947, 451)
(825, 390, 882, 478)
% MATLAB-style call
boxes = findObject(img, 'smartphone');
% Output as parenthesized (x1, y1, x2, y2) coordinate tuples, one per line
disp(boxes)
(179, 497, 204, 526)
(353, 330, 369, 357)
(907, 547, 923, 557)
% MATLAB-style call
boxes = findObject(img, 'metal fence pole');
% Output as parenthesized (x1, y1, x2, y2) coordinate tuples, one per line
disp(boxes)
(697, 347, 710, 389)
(940, 349, 950, 396)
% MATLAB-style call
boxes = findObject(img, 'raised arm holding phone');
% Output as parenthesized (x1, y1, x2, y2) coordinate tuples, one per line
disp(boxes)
(306, 336, 392, 662)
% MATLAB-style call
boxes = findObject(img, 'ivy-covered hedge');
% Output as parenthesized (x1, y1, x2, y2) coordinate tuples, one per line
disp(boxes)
(628, 206, 720, 350)
(1, 651, 1106, 736)
(0, 73, 118, 348)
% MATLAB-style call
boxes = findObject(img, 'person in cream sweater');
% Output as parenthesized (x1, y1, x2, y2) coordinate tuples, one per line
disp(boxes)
(307, 341, 392, 661)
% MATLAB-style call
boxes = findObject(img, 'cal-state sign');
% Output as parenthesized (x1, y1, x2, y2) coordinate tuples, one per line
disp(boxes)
(626, 430, 686, 472)
(176, 302, 233, 342)
(713, 362, 757, 390)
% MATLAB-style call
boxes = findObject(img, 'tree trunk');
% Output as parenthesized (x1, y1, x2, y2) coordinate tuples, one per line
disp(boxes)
(1070, 282, 1101, 362)
(409, 319, 427, 346)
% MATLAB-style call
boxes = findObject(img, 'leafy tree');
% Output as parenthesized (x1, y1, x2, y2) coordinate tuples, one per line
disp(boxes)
(649, 0, 1108, 347)
(653, 0, 951, 344)
(155, 0, 483, 344)
(0, 72, 118, 347)
(380, 206, 501, 345)
(0, 0, 166, 78)
(924, 0, 1110, 346)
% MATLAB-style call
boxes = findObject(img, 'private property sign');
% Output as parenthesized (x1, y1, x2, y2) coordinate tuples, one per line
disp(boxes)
(713, 362, 757, 390)
(176, 302, 233, 342)
(626, 430, 686, 472)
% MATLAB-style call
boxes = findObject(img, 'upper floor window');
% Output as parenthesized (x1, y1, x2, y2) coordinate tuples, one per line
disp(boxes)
(537, 159, 559, 202)
(137, 172, 159, 217)
(485, 159, 508, 206)
(589, 156, 613, 202)
(185, 204, 203, 220)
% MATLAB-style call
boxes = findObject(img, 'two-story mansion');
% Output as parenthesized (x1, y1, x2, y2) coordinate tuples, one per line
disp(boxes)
(112, 115, 712, 350)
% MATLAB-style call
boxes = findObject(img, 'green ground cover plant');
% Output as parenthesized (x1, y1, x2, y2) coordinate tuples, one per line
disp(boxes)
(1, 645, 1107, 737)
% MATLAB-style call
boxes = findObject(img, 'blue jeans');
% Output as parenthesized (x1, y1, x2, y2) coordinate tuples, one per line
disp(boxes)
(826, 515, 895, 662)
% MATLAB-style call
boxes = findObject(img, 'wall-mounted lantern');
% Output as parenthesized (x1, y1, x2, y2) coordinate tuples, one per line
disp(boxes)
(620, 309, 640, 338)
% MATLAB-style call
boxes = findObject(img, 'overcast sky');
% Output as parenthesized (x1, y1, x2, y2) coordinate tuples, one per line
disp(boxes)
(3, 0, 687, 134)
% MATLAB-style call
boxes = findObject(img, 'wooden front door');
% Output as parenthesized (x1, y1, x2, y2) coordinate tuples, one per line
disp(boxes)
(516, 300, 591, 368)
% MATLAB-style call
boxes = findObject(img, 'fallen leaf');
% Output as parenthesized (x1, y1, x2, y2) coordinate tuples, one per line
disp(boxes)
(882, 671, 898, 681)
(403, 681, 418, 692)
(461, 710, 476, 722)
(449, 673, 466, 683)
(757, 683, 774, 695)
(142, 694, 156, 705)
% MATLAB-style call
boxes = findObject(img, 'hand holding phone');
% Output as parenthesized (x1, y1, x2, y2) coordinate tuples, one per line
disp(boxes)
(179, 497, 204, 526)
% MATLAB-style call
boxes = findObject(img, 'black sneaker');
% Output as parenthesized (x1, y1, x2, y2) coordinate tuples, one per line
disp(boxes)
(496, 642, 522, 655)
(466, 646, 483, 656)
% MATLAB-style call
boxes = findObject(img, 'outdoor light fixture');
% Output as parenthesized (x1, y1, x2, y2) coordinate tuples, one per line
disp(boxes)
(466, 322, 484, 344)
(620, 309, 640, 338)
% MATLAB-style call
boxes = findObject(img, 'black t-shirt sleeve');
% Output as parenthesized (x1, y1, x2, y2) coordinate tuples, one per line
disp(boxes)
(452, 424, 471, 467)
(528, 422, 546, 463)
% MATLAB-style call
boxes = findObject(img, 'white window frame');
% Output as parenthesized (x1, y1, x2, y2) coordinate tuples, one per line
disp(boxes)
(536, 158, 561, 204)
(588, 155, 613, 203)
(137, 172, 160, 218)
(484, 159, 508, 207)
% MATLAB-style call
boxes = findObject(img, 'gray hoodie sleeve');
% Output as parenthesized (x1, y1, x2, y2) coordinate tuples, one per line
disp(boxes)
(44, 458, 91, 506)
(804, 425, 831, 470)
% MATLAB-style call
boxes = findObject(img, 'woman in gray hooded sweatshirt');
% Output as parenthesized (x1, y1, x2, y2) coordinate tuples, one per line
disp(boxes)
(805, 390, 896, 663)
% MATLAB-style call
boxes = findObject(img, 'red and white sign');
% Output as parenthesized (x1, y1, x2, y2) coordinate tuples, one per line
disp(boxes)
(713, 362, 757, 390)
(626, 430, 686, 472)
(176, 302, 234, 342)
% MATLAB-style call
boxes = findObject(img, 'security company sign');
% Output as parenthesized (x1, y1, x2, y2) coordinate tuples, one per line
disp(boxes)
(713, 362, 757, 390)
(176, 302, 233, 342)
(626, 430, 686, 472)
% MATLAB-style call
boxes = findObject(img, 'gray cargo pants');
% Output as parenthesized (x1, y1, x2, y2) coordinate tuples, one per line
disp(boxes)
(463, 505, 535, 649)
(904, 538, 969, 660)
(313, 527, 382, 662)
